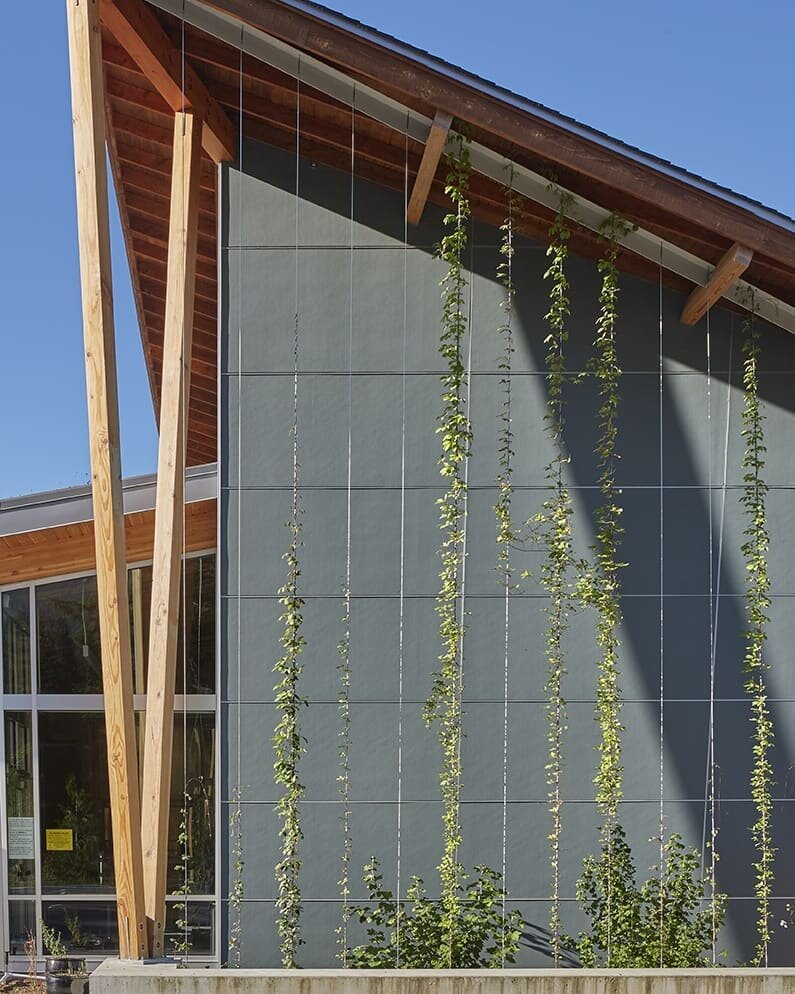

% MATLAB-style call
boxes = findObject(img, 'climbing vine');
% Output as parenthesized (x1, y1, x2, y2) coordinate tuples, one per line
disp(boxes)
(532, 190, 576, 963)
(228, 786, 244, 967)
(574, 215, 631, 964)
(739, 303, 775, 965)
(273, 511, 307, 967)
(494, 184, 517, 577)
(336, 585, 352, 964)
(422, 133, 472, 965)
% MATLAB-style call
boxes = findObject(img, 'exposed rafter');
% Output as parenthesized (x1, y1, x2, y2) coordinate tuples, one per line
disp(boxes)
(100, 0, 235, 162)
(407, 110, 452, 226)
(681, 242, 754, 326)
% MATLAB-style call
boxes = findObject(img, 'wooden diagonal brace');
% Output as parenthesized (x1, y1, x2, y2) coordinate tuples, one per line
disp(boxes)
(407, 110, 453, 226)
(100, 0, 235, 162)
(140, 109, 203, 957)
(681, 242, 754, 325)
(65, 0, 148, 960)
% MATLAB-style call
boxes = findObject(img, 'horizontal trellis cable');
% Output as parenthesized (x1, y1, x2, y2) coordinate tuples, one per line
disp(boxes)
(150, 0, 795, 336)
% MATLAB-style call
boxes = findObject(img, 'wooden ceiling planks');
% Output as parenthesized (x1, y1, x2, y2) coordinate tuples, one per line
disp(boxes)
(0, 499, 217, 587)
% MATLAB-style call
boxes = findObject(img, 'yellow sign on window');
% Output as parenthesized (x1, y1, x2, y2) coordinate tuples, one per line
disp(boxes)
(46, 829, 74, 852)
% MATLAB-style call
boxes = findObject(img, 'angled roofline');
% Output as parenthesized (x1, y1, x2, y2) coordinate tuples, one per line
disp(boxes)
(189, 0, 795, 272)
(250, 0, 795, 231)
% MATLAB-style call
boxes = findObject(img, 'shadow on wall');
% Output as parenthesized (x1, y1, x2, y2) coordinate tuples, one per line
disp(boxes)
(221, 135, 795, 965)
(511, 261, 795, 966)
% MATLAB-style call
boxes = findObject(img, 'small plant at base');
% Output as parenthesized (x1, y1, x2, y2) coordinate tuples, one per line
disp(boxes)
(25, 930, 41, 992)
(568, 827, 726, 967)
(423, 132, 472, 965)
(347, 858, 524, 968)
(41, 922, 68, 958)
(739, 302, 775, 965)
(172, 797, 192, 959)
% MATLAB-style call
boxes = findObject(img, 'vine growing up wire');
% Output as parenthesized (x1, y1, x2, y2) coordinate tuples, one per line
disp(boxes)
(532, 190, 576, 963)
(574, 215, 631, 965)
(423, 133, 472, 965)
(273, 378, 308, 966)
(739, 305, 775, 966)
(336, 586, 352, 964)
(495, 184, 517, 582)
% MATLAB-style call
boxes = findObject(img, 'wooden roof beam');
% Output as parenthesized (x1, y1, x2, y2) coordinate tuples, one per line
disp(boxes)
(407, 110, 452, 226)
(99, 0, 234, 162)
(681, 242, 754, 326)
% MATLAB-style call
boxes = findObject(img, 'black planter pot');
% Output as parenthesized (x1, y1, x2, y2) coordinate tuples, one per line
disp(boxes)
(45, 976, 89, 994)
(45, 956, 89, 994)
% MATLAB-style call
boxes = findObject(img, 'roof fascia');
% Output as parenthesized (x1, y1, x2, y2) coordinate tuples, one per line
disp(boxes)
(146, 0, 795, 335)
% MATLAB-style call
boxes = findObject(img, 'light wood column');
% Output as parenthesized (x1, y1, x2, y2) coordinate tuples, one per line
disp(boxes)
(140, 109, 203, 957)
(65, 0, 148, 960)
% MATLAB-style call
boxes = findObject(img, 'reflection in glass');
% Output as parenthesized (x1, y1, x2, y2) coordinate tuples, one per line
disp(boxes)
(3, 587, 31, 694)
(5, 712, 35, 894)
(165, 900, 214, 957)
(37, 576, 101, 693)
(167, 713, 216, 895)
(39, 714, 114, 893)
(8, 900, 35, 957)
(41, 901, 118, 955)
(129, 555, 216, 694)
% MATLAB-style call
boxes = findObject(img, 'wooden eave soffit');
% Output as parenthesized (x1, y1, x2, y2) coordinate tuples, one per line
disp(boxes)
(681, 241, 754, 326)
(99, 0, 235, 163)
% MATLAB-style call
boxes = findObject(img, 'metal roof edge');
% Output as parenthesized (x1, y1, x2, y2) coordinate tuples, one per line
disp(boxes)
(0, 463, 218, 538)
(231, 0, 795, 233)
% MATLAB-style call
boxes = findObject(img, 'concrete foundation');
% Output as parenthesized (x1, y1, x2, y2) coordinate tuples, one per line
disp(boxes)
(90, 962, 795, 994)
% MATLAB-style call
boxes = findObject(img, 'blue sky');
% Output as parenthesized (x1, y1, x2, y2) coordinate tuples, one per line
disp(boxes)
(1, 1, 792, 498)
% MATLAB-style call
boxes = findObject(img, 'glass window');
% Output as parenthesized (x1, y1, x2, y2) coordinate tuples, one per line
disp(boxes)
(37, 576, 101, 694)
(5, 712, 35, 894)
(39, 713, 114, 894)
(129, 555, 216, 695)
(167, 713, 216, 895)
(41, 900, 118, 955)
(8, 900, 36, 957)
(165, 900, 214, 957)
(3, 587, 31, 694)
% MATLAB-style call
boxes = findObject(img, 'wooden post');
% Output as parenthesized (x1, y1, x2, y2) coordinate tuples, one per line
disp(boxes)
(140, 109, 202, 957)
(65, 0, 148, 960)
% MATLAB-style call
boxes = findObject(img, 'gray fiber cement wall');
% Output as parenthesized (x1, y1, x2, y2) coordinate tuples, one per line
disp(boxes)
(220, 136, 795, 967)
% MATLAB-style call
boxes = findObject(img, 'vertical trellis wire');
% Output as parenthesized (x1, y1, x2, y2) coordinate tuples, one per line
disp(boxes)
(701, 315, 734, 961)
(741, 295, 774, 966)
(657, 249, 665, 966)
(454, 228, 475, 882)
(271, 69, 306, 968)
(702, 307, 717, 962)
(496, 173, 516, 964)
(336, 92, 356, 965)
(394, 112, 410, 968)
(228, 24, 245, 969)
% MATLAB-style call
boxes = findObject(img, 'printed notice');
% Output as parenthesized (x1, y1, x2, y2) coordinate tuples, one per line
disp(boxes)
(8, 817, 35, 860)
(45, 828, 74, 852)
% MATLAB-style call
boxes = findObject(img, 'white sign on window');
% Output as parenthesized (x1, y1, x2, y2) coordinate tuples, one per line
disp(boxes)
(8, 817, 35, 860)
